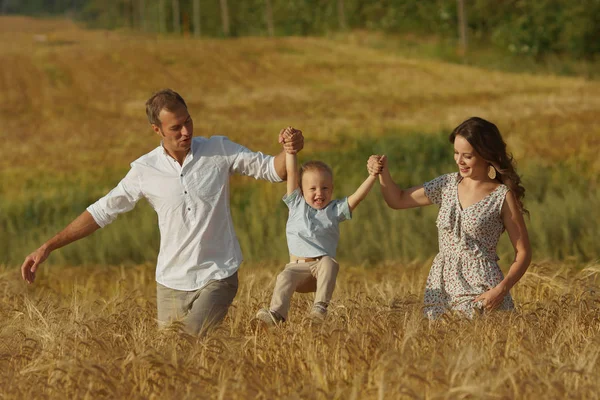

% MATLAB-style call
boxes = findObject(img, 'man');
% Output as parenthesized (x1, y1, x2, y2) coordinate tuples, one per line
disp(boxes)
(21, 89, 303, 335)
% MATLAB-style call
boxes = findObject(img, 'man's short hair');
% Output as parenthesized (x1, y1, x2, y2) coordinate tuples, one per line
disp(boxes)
(145, 89, 188, 126)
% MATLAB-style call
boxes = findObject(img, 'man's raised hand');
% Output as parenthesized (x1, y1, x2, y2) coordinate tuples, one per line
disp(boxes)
(279, 126, 304, 154)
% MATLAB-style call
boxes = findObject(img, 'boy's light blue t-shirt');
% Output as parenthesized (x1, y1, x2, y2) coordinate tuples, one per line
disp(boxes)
(283, 188, 352, 258)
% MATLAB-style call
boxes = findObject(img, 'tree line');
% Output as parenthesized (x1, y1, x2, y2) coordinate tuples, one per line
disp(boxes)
(2, 0, 599, 58)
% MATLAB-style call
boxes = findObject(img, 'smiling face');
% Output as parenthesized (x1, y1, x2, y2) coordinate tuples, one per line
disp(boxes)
(152, 105, 194, 158)
(453, 134, 489, 179)
(301, 169, 334, 209)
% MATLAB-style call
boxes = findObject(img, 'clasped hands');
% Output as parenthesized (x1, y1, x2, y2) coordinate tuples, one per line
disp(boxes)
(279, 126, 304, 154)
(367, 154, 387, 177)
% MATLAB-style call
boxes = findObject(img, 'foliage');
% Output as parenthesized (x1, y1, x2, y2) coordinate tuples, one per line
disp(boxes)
(2, 0, 600, 58)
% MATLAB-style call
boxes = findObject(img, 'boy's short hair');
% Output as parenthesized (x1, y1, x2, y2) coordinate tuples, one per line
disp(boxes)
(299, 161, 333, 190)
(145, 89, 188, 126)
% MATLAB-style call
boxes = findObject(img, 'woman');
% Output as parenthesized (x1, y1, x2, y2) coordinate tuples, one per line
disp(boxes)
(369, 117, 531, 318)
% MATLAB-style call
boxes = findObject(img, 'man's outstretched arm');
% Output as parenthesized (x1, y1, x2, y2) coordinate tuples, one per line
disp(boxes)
(225, 127, 304, 181)
(21, 211, 100, 283)
(21, 165, 142, 284)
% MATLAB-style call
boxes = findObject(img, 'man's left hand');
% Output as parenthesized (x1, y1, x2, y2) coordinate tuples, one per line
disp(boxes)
(278, 126, 304, 154)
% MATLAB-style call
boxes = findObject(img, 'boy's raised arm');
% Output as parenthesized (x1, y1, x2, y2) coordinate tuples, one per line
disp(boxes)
(274, 127, 304, 180)
(347, 171, 378, 212)
(285, 129, 299, 195)
(286, 152, 299, 195)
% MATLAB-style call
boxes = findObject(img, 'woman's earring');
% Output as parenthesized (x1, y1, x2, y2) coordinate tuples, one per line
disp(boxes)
(488, 165, 497, 180)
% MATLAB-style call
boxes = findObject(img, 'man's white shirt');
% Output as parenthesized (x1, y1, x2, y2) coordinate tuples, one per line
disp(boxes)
(87, 136, 282, 291)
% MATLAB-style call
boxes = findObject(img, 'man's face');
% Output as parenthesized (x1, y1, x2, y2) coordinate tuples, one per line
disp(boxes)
(152, 106, 193, 155)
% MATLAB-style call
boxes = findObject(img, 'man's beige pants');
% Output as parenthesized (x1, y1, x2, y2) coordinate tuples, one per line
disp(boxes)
(270, 256, 339, 320)
(156, 272, 238, 336)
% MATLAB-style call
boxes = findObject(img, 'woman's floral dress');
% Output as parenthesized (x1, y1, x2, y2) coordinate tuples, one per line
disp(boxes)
(423, 173, 514, 319)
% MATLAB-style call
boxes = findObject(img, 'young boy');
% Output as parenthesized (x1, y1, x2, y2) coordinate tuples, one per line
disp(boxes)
(256, 129, 378, 325)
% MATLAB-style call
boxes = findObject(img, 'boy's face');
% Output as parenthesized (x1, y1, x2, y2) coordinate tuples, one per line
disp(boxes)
(301, 170, 333, 210)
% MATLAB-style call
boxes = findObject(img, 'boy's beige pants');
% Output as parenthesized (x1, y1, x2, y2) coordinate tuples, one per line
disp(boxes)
(156, 272, 238, 336)
(270, 256, 339, 320)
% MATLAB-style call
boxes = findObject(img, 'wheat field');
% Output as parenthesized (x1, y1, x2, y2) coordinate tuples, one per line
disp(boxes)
(1, 261, 600, 399)
(1, 16, 600, 399)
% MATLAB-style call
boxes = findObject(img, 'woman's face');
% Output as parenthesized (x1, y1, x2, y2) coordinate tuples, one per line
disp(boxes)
(453, 135, 488, 179)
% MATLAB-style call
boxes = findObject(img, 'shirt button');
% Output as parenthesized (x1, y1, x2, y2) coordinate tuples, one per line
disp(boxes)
(187, 208, 191, 211)
(184, 191, 188, 194)
(180, 174, 183, 177)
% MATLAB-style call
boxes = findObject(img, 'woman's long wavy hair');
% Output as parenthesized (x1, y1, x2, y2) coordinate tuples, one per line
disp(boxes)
(450, 117, 528, 215)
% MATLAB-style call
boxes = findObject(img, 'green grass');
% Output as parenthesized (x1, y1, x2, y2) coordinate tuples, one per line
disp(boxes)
(3, 131, 598, 268)
(331, 31, 600, 80)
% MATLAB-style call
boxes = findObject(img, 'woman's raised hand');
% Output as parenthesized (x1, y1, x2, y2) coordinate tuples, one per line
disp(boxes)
(367, 155, 385, 176)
